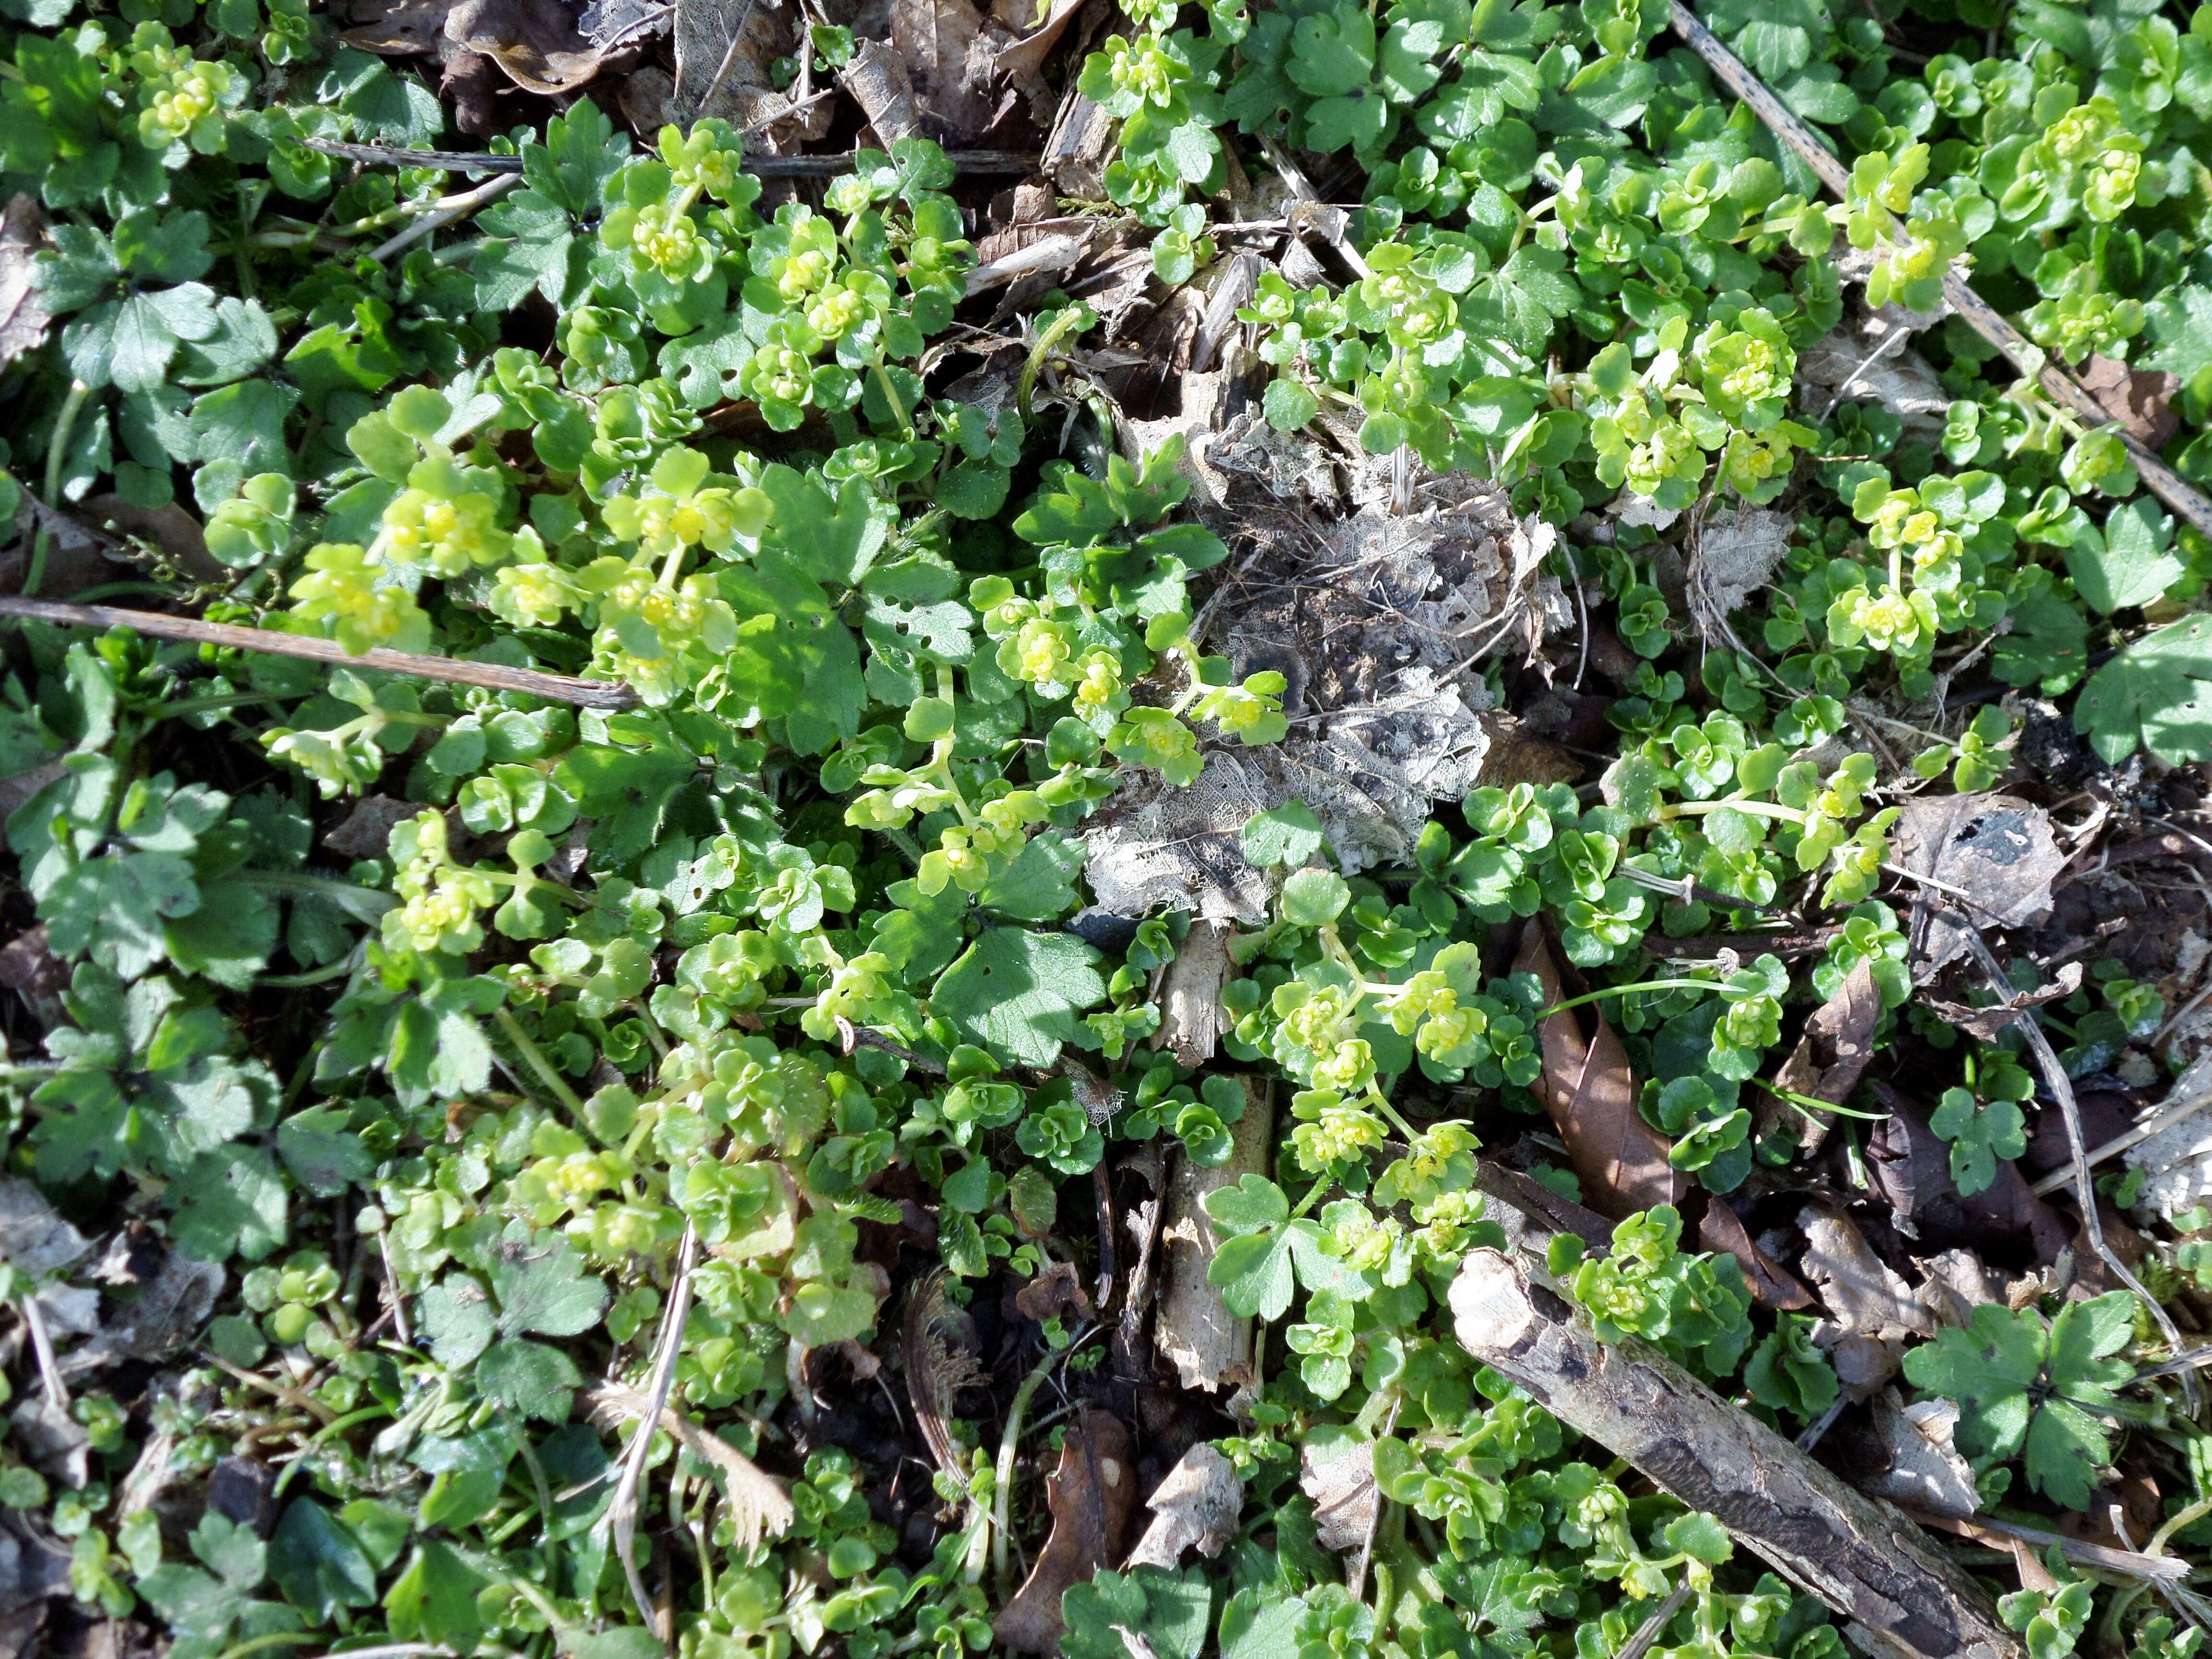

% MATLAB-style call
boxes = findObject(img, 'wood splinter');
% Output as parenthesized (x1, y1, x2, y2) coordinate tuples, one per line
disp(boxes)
(1449, 1244, 2027, 1659)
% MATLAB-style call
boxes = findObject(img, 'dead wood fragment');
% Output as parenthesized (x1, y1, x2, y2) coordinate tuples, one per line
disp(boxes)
(1156, 1078, 1271, 1391)
(0, 596, 635, 707)
(993, 1406, 1137, 1653)
(1153, 919, 1234, 1068)
(1448, 1245, 2027, 1659)
(1515, 923, 1688, 1220)
(1126, 1443, 1242, 1570)
(1902, 1506, 2190, 1583)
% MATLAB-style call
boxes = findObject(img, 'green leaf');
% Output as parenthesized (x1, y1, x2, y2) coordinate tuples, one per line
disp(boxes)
(269, 1500, 377, 1623)
(276, 1106, 373, 1197)
(1263, 377, 1322, 433)
(931, 928, 1106, 1067)
(2067, 499, 2183, 613)
(2146, 285, 2212, 385)
(168, 1144, 288, 1262)
(488, 1222, 608, 1337)
(190, 1512, 266, 1591)
(1243, 800, 1325, 867)
(2074, 613, 2212, 765)
(525, 98, 629, 217)
(978, 830, 1086, 921)
(385, 1540, 488, 1652)
(1662, 1511, 1733, 1564)
(476, 1336, 584, 1421)
(1061, 1569, 1213, 1659)
(472, 189, 579, 311)
(1280, 867, 1351, 926)
(420, 1274, 496, 1370)
(1286, 7, 1377, 95)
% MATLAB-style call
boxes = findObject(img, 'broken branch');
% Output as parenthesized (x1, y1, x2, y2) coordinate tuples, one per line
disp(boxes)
(0, 595, 637, 708)
(1667, 0, 2212, 542)
(1449, 1242, 2026, 1659)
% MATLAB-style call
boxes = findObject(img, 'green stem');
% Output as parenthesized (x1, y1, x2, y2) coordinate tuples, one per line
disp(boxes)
(148, 691, 287, 721)
(1017, 305, 1091, 427)
(493, 1007, 588, 1115)
(270, 1405, 395, 1500)
(258, 955, 362, 989)
(2146, 1494, 2212, 1556)
(1748, 1078, 1892, 1123)
(207, 1633, 319, 1659)
(1538, 979, 1733, 1019)
(26, 380, 92, 602)
(1289, 1174, 1333, 1221)
(990, 1342, 1073, 1596)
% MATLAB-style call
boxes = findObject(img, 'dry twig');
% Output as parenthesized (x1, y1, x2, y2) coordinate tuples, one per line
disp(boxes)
(610, 1222, 700, 1640)
(1953, 920, 2198, 1405)
(0, 595, 636, 708)
(1667, 0, 2212, 542)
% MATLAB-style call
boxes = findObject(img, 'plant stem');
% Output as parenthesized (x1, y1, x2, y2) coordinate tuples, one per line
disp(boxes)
(25, 380, 92, 602)
(990, 1341, 1073, 1597)
(493, 1007, 588, 1115)
(1538, 979, 1734, 1019)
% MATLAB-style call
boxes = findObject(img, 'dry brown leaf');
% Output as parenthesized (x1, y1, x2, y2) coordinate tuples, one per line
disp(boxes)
(1865, 1082, 2068, 1260)
(1922, 962, 2082, 1043)
(1514, 922, 1688, 1220)
(842, 38, 925, 142)
(0, 1182, 88, 1283)
(993, 1406, 1137, 1653)
(1699, 1198, 1812, 1310)
(1799, 1207, 1933, 1344)
(57, 1248, 220, 1379)
(340, 0, 450, 54)
(1126, 1443, 1242, 1570)
(1854, 1394, 1979, 1520)
(1298, 1438, 1375, 1553)
(1765, 958, 1880, 1154)
(1889, 793, 2065, 978)
(2080, 354, 2182, 450)
(996, 0, 1090, 84)
(444, 0, 602, 93)
(0, 196, 51, 377)
(82, 495, 220, 581)
(578, 0, 672, 51)
(1013, 1258, 1095, 1325)
(584, 1382, 793, 1548)
(890, 0, 999, 141)
(1911, 1250, 2006, 1328)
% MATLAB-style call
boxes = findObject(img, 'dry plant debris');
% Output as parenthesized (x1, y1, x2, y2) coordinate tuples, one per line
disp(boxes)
(8, 0, 2212, 1653)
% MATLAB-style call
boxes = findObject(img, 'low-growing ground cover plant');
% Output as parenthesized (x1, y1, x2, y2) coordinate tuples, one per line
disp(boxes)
(3, 0, 2212, 1652)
